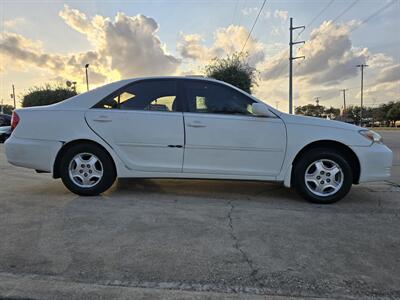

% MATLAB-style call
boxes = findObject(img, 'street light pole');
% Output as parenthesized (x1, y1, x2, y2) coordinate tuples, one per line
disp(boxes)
(12, 84, 16, 109)
(85, 64, 90, 91)
(340, 89, 347, 116)
(356, 64, 368, 126)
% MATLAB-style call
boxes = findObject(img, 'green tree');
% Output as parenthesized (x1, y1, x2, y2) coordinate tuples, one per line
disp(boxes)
(295, 104, 325, 117)
(205, 53, 257, 94)
(346, 106, 361, 124)
(387, 101, 400, 126)
(0, 104, 14, 115)
(22, 84, 77, 108)
(324, 106, 341, 119)
(370, 102, 395, 125)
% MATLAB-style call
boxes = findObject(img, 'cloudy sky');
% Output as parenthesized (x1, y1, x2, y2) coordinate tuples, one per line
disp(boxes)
(0, 0, 399, 111)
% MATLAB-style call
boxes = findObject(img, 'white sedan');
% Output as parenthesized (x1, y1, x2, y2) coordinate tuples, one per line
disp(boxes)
(5, 77, 393, 203)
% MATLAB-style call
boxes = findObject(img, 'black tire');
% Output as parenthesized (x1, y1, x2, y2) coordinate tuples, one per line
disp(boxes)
(292, 147, 353, 204)
(59, 143, 116, 196)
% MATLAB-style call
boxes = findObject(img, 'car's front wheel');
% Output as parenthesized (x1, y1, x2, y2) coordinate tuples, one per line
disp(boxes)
(60, 144, 116, 196)
(292, 148, 353, 204)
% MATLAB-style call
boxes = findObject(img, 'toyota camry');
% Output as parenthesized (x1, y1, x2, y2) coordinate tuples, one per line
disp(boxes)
(5, 76, 393, 203)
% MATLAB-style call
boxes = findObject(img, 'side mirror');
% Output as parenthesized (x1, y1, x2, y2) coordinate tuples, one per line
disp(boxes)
(252, 103, 275, 117)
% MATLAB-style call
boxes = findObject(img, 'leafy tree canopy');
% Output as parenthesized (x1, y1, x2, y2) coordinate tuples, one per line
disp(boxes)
(387, 101, 400, 123)
(295, 104, 326, 117)
(22, 84, 77, 108)
(205, 53, 257, 94)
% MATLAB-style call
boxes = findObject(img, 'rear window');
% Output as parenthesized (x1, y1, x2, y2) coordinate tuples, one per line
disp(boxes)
(94, 80, 180, 112)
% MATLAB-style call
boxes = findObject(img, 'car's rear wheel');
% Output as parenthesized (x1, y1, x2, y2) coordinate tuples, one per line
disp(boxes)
(292, 148, 353, 204)
(60, 144, 116, 196)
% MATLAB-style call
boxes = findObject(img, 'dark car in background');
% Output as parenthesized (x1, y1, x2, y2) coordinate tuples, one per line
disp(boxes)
(0, 126, 11, 143)
(0, 114, 12, 143)
(0, 114, 11, 127)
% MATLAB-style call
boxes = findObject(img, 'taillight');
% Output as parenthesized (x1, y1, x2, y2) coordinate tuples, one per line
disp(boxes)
(11, 111, 20, 131)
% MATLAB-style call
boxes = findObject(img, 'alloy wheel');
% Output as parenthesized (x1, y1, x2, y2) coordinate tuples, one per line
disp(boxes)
(68, 152, 103, 188)
(304, 159, 344, 197)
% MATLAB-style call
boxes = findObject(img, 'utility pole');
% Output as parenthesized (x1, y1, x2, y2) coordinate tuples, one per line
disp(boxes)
(275, 101, 280, 110)
(289, 17, 305, 114)
(12, 84, 16, 109)
(340, 89, 347, 116)
(356, 64, 368, 126)
(85, 64, 90, 91)
(315, 97, 321, 117)
(1, 99, 3, 114)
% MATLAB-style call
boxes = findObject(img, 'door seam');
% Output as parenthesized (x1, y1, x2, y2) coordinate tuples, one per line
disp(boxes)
(181, 113, 186, 173)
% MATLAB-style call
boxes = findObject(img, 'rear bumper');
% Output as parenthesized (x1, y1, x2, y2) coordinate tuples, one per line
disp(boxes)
(351, 143, 393, 183)
(5, 137, 62, 173)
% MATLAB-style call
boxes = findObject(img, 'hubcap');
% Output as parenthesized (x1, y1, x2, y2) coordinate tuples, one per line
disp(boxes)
(304, 159, 343, 197)
(68, 153, 103, 188)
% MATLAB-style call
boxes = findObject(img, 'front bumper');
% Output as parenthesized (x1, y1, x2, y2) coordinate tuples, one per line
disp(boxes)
(5, 137, 62, 173)
(351, 143, 393, 183)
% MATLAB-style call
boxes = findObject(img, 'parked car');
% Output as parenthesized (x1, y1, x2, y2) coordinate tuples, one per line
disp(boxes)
(0, 114, 11, 127)
(4, 77, 393, 203)
(0, 126, 11, 143)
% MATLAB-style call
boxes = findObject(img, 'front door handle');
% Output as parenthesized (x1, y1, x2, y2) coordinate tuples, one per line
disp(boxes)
(187, 121, 206, 128)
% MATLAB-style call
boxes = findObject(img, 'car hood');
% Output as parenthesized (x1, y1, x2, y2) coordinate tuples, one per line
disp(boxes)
(280, 113, 362, 131)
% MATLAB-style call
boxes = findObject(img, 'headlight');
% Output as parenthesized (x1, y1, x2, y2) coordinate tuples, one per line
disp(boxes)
(359, 129, 382, 144)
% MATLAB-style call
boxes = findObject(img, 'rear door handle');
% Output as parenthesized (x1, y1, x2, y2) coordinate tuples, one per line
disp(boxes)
(93, 116, 112, 123)
(187, 121, 206, 128)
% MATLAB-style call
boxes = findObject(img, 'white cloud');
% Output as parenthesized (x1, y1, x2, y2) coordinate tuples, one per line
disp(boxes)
(376, 64, 400, 84)
(0, 6, 181, 89)
(178, 25, 265, 67)
(254, 20, 399, 109)
(259, 21, 368, 85)
(274, 10, 288, 22)
(4, 18, 26, 29)
(270, 26, 281, 36)
(59, 5, 180, 78)
(367, 52, 394, 68)
(0, 32, 108, 84)
(241, 7, 271, 18)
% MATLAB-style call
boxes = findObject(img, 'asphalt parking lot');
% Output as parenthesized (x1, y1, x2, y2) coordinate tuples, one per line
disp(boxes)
(0, 131, 399, 299)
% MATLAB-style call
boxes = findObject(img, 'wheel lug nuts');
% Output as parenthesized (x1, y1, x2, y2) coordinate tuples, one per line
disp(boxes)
(326, 179, 330, 183)
(326, 173, 330, 176)
(320, 171, 324, 175)
(89, 170, 92, 174)
(87, 164, 90, 168)
(81, 164, 85, 168)
(316, 176, 321, 179)
(84, 173, 88, 177)
(79, 170, 83, 173)
(320, 180, 324, 184)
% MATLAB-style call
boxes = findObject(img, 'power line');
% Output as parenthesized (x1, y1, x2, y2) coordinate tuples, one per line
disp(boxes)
(349, 0, 397, 33)
(240, 0, 267, 53)
(332, 0, 359, 23)
(231, 0, 239, 25)
(294, 0, 336, 67)
(237, 0, 248, 27)
(297, 0, 335, 39)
